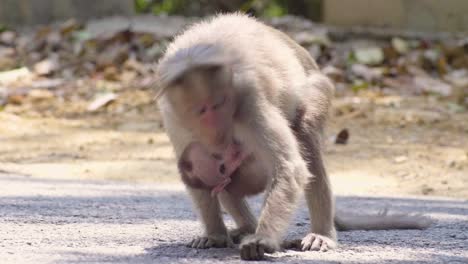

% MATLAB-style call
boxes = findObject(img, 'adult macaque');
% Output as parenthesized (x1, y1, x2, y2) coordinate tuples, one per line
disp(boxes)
(156, 13, 432, 260)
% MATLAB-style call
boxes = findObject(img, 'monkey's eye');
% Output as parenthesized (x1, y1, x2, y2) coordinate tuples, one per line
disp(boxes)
(211, 153, 222, 160)
(212, 96, 226, 110)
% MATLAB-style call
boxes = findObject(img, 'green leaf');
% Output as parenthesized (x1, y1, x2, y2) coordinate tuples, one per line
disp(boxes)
(135, 0, 151, 13)
(354, 47, 384, 65)
(0, 24, 7, 33)
(447, 102, 465, 113)
(263, 2, 286, 18)
(351, 80, 369, 93)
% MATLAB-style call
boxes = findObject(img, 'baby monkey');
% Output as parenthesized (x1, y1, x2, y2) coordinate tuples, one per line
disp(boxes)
(178, 141, 250, 196)
(156, 13, 432, 261)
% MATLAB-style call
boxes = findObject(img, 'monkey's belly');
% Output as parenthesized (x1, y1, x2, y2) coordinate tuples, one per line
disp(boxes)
(225, 156, 269, 197)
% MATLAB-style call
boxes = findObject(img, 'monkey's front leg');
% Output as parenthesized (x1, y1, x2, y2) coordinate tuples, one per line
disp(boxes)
(218, 191, 257, 244)
(240, 174, 304, 260)
(187, 187, 233, 249)
(239, 108, 309, 260)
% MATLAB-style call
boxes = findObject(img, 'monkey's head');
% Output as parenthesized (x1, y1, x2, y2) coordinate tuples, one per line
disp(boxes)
(164, 64, 236, 153)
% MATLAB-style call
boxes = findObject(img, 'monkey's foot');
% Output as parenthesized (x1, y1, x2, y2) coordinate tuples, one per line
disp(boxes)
(187, 234, 234, 249)
(300, 233, 336, 252)
(229, 226, 255, 244)
(240, 234, 279, 260)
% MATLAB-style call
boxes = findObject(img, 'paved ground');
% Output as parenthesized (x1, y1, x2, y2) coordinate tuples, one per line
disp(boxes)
(1, 172, 467, 264)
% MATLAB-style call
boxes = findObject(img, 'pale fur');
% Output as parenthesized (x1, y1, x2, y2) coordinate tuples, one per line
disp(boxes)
(156, 13, 432, 260)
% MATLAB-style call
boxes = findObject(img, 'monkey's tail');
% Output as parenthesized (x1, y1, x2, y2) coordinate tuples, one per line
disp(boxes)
(334, 209, 434, 231)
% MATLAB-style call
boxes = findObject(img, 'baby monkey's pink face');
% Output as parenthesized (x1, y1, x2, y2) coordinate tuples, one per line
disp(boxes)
(166, 65, 236, 153)
(178, 141, 247, 195)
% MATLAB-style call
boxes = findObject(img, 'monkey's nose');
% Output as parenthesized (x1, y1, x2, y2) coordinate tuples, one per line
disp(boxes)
(219, 164, 226, 174)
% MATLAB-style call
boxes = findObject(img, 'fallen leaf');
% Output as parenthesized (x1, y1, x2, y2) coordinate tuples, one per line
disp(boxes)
(7, 94, 25, 105)
(394, 156, 408, 164)
(391, 37, 409, 54)
(0, 67, 32, 85)
(335, 129, 349, 145)
(30, 79, 64, 90)
(421, 185, 434, 195)
(413, 76, 452, 97)
(0, 86, 6, 106)
(292, 32, 331, 46)
(87, 93, 117, 112)
(322, 65, 344, 82)
(351, 80, 370, 93)
(444, 69, 468, 88)
(34, 58, 60, 76)
(60, 19, 83, 36)
(0, 31, 16, 45)
(0, 56, 16, 71)
(354, 47, 384, 65)
(28, 89, 55, 101)
(103, 67, 119, 81)
(95, 44, 129, 69)
(350, 64, 383, 82)
(374, 108, 444, 125)
(446, 102, 465, 113)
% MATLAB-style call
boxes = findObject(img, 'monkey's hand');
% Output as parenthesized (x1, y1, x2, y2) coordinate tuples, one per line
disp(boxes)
(239, 234, 279, 260)
(300, 233, 336, 252)
(187, 234, 234, 249)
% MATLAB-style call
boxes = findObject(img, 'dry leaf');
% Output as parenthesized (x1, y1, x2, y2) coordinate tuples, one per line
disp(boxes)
(87, 93, 117, 112)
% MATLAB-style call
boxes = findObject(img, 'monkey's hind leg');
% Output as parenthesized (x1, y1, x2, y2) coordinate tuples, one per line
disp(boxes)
(294, 118, 337, 252)
(218, 192, 257, 244)
(186, 188, 233, 249)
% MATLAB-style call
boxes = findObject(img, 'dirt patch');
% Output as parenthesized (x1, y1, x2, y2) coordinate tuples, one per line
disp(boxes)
(1, 14, 466, 199)
(1, 93, 466, 199)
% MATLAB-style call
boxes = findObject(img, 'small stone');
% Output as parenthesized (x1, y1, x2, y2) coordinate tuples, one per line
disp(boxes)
(447, 160, 457, 168)
(394, 156, 408, 164)
(421, 185, 434, 195)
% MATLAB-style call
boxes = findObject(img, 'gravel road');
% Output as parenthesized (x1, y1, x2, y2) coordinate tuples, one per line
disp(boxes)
(1, 172, 467, 264)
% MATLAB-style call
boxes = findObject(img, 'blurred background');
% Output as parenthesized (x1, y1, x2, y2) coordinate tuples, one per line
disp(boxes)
(0, 0, 467, 198)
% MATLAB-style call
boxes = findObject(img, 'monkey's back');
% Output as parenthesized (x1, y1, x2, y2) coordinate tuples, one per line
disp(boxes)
(160, 13, 311, 102)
